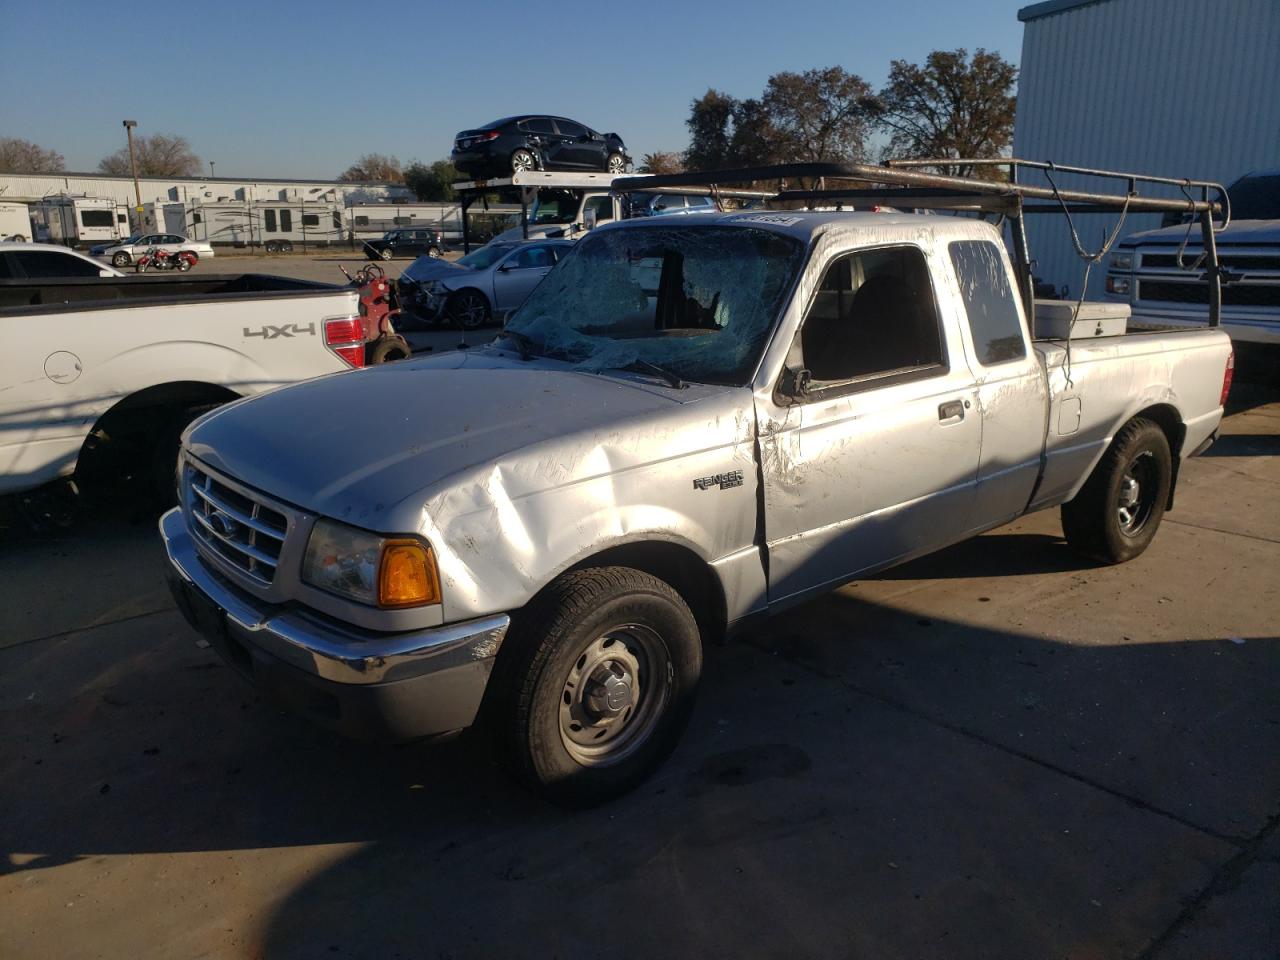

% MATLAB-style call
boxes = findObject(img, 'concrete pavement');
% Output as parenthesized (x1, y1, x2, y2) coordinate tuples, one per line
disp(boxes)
(2, 387, 1277, 960)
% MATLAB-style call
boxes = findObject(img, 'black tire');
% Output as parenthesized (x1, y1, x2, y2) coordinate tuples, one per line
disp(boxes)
(367, 335, 411, 364)
(606, 152, 627, 174)
(379, 247, 394, 261)
(445, 289, 491, 329)
(112, 251, 131, 267)
(263, 240, 278, 254)
(149, 405, 219, 507)
(1061, 416, 1172, 564)
(176, 257, 191, 272)
(427, 246, 443, 259)
(511, 148, 538, 173)
(487, 567, 702, 806)
(279, 241, 294, 253)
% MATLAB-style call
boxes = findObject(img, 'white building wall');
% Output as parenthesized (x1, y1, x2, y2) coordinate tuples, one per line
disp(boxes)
(1013, 0, 1280, 297)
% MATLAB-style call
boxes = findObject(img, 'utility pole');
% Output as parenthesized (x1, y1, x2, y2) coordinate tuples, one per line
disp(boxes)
(122, 120, 143, 229)
(209, 160, 215, 178)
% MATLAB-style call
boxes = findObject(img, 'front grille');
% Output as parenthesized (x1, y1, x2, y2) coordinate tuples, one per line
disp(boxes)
(1141, 251, 1280, 271)
(1139, 281, 1280, 307)
(185, 462, 289, 586)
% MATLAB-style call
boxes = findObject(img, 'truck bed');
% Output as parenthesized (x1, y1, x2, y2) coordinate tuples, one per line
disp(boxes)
(0, 274, 346, 315)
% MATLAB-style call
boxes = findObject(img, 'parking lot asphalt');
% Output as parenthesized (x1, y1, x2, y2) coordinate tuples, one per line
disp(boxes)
(2, 373, 1278, 957)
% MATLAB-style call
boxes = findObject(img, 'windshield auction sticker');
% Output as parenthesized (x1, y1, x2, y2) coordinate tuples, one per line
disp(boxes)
(731, 214, 803, 226)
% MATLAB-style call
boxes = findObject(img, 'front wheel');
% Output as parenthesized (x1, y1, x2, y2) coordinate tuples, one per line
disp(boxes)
(606, 152, 628, 174)
(445, 289, 490, 329)
(379, 247, 394, 261)
(136, 261, 150, 273)
(487, 567, 702, 805)
(112, 251, 131, 267)
(1061, 416, 1172, 564)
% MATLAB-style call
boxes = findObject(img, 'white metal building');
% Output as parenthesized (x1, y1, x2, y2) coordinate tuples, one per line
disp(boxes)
(1012, 0, 1280, 297)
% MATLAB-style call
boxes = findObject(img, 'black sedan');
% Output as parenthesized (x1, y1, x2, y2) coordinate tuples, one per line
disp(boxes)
(363, 228, 445, 261)
(452, 115, 630, 180)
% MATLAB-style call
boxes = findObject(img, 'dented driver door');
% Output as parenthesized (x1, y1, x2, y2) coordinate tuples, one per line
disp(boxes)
(757, 242, 982, 607)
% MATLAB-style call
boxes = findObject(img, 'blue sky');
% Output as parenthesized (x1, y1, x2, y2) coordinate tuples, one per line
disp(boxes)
(0, 0, 1029, 179)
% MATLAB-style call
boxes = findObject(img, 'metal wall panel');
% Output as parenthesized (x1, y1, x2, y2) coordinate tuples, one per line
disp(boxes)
(1013, 0, 1280, 297)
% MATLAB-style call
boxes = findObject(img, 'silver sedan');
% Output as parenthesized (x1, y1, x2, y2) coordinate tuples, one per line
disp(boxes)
(92, 232, 216, 268)
(398, 239, 573, 329)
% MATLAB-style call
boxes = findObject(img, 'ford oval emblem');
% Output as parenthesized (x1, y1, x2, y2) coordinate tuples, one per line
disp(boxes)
(208, 511, 238, 538)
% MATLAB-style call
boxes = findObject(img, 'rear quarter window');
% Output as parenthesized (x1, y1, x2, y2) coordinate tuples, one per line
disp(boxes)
(948, 240, 1027, 366)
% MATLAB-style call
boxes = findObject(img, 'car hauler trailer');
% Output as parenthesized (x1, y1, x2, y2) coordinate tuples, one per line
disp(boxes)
(30, 195, 130, 247)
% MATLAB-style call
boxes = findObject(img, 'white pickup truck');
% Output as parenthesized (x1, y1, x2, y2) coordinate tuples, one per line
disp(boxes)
(0, 273, 369, 502)
(161, 161, 1235, 805)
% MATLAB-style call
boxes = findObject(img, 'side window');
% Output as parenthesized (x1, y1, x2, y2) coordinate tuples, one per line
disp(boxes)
(280, 210, 293, 232)
(302, 213, 320, 227)
(583, 195, 612, 223)
(332, 212, 343, 229)
(264, 210, 277, 233)
(527, 117, 556, 135)
(354, 215, 369, 226)
(556, 119, 586, 138)
(654, 195, 683, 211)
(798, 245, 946, 387)
(688, 196, 716, 210)
(948, 240, 1027, 365)
(505, 246, 547, 269)
(14, 251, 103, 278)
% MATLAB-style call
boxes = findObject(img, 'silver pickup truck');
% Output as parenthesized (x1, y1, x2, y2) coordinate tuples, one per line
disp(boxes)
(161, 184, 1233, 804)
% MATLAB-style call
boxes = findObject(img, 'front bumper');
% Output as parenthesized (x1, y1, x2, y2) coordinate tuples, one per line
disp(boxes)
(160, 508, 510, 741)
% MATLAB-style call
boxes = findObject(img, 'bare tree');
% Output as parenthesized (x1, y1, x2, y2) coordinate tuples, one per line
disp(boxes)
(338, 153, 404, 183)
(0, 137, 66, 173)
(874, 48, 1018, 177)
(638, 151, 684, 175)
(98, 134, 201, 177)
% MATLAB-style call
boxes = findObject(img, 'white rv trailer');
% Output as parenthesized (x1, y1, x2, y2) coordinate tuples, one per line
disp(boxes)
(346, 202, 467, 242)
(0, 201, 32, 241)
(29, 195, 130, 247)
(144, 198, 346, 247)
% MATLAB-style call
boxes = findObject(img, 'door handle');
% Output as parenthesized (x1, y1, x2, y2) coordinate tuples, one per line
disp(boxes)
(938, 400, 965, 421)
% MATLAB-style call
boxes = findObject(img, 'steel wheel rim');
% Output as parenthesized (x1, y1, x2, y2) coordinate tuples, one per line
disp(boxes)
(558, 624, 672, 767)
(380, 248, 393, 260)
(1117, 451, 1158, 536)
(513, 151, 535, 172)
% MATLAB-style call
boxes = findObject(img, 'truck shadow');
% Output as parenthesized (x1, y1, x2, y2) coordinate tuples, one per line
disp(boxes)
(4, 571, 1277, 957)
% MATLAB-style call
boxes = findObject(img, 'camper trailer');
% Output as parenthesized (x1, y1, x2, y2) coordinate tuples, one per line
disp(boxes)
(143, 198, 345, 249)
(30, 196, 130, 247)
(0, 202, 32, 242)
(346, 202, 466, 243)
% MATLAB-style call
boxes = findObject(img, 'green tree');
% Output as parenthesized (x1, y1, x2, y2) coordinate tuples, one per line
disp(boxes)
(874, 48, 1018, 177)
(684, 89, 738, 171)
(337, 153, 404, 183)
(98, 134, 200, 177)
(760, 67, 878, 164)
(404, 159, 460, 201)
(638, 151, 684, 175)
(0, 137, 65, 173)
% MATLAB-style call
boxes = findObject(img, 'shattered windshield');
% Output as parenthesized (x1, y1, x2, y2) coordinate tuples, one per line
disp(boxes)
(504, 224, 804, 385)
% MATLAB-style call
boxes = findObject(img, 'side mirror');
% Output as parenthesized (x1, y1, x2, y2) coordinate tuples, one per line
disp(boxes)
(780, 366, 812, 399)
(497, 263, 510, 272)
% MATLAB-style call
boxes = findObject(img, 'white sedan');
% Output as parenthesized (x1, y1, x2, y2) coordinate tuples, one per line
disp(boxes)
(91, 232, 215, 268)
(0, 242, 125, 278)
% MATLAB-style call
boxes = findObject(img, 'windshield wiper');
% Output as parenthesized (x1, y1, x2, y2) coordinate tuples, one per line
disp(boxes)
(623, 360, 687, 389)
(501, 329, 537, 361)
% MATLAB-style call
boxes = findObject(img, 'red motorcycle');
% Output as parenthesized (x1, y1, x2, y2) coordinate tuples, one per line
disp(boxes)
(135, 247, 198, 273)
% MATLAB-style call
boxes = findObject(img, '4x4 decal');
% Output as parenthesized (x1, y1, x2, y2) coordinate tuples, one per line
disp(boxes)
(243, 323, 317, 339)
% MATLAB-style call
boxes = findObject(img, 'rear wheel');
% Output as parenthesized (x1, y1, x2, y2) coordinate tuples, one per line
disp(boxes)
(1061, 416, 1172, 564)
(379, 247, 394, 261)
(487, 567, 702, 805)
(511, 149, 537, 173)
(367, 335, 411, 364)
(446, 289, 490, 329)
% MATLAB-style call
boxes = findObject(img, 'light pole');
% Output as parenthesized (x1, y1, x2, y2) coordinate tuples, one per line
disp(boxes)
(209, 160, 215, 178)
(122, 120, 143, 229)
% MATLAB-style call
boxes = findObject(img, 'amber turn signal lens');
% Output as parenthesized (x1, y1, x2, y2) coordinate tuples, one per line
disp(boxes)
(377, 541, 441, 608)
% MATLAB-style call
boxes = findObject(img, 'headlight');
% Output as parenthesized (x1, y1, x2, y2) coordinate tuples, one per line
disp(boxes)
(302, 519, 441, 608)
(1109, 253, 1133, 271)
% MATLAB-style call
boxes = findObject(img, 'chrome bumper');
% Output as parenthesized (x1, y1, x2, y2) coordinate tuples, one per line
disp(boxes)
(160, 507, 510, 740)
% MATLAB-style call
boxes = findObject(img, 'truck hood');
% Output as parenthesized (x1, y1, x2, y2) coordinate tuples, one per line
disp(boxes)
(1121, 219, 1280, 246)
(185, 348, 745, 531)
